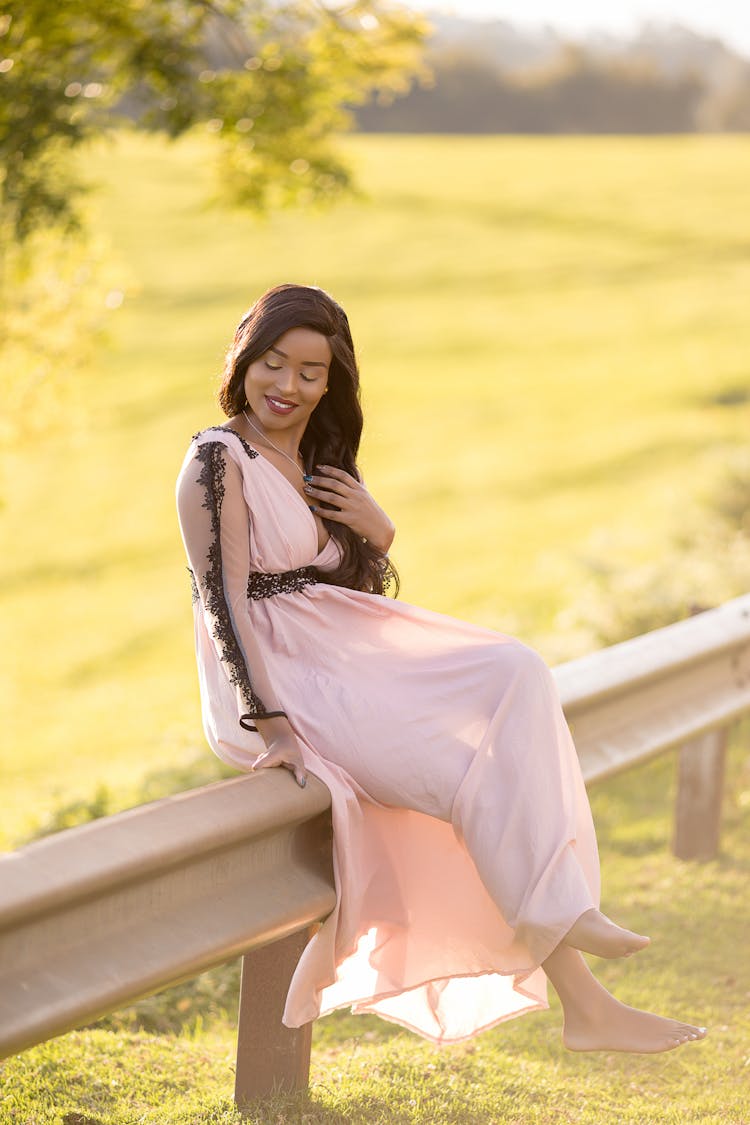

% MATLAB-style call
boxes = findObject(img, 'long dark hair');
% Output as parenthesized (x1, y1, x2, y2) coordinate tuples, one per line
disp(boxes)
(218, 284, 398, 597)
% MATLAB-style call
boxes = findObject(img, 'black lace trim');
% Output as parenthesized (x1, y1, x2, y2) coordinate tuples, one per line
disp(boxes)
(187, 566, 199, 604)
(381, 566, 395, 593)
(193, 441, 280, 725)
(192, 426, 259, 463)
(247, 566, 318, 600)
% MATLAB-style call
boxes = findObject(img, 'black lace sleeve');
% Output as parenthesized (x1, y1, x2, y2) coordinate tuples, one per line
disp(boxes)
(176, 438, 286, 731)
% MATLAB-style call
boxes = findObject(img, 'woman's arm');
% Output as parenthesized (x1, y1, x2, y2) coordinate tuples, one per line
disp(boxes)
(176, 439, 306, 785)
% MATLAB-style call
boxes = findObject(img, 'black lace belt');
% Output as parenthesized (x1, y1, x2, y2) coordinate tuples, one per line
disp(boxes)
(246, 565, 318, 600)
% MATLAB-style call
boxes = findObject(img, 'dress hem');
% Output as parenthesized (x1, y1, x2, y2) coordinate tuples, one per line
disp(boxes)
(287, 962, 549, 1045)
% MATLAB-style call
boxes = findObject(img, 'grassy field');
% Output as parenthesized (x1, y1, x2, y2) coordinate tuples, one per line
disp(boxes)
(2, 132, 750, 846)
(2, 745, 749, 1124)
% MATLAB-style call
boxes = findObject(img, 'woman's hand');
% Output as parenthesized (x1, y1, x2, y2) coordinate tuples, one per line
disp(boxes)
(304, 465, 395, 554)
(252, 717, 307, 788)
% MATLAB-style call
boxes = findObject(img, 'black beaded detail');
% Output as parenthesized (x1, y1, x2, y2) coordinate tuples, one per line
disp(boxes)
(247, 566, 318, 600)
(193, 441, 277, 722)
(187, 566, 199, 604)
(192, 426, 259, 463)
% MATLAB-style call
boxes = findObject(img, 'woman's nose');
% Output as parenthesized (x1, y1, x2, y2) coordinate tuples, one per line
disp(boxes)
(275, 368, 298, 394)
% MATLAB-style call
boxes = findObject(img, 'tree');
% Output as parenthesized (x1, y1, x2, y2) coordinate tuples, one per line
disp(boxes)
(0, 1, 426, 460)
(356, 42, 707, 134)
(0, 0, 428, 241)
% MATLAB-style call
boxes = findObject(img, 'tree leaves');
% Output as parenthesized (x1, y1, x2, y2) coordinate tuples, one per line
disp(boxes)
(0, 0, 428, 239)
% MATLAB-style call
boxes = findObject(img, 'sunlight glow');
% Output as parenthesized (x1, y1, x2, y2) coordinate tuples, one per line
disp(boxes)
(405, 1, 750, 56)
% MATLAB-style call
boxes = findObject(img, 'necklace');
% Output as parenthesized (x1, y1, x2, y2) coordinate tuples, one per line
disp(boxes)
(242, 409, 306, 480)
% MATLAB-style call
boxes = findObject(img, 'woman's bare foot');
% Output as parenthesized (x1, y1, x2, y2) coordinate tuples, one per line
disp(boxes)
(543, 941, 706, 1055)
(563, 996, 707, 1053)
(563, 908, 650, 959)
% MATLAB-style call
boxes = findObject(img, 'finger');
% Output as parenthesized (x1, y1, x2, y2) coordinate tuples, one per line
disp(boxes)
(253, 746, 297, 769)
(314, 465, 357, 484)
(305, 478, 353, 498)
(308, 505, 349, 522)
(304, 484, 349, 501)
(252, 749, 281, 770)
(281, 761, 308, 788)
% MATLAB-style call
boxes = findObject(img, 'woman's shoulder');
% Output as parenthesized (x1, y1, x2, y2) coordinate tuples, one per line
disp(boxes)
(188, 424, 259, 463)
(177, 424, 260, 490)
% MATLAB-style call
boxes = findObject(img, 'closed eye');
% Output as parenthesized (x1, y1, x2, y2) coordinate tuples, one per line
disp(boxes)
(264, 361, 319, 382)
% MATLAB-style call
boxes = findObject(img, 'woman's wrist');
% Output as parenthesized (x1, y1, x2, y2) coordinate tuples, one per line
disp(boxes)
(255, 713, 295, 747)
(364, 520, 395, 556)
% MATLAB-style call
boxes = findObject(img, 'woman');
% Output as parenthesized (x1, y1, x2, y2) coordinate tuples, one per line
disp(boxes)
(176, 283, 705, 1052)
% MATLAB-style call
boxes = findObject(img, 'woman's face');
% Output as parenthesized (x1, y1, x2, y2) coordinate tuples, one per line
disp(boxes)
(243, 326, 332, 434)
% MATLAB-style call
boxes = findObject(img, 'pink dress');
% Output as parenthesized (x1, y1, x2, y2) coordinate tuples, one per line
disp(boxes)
(176, 426, 601, 1043)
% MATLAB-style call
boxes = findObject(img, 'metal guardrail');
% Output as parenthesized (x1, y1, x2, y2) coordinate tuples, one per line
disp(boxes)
(556, 592, 750, 782)
(557, 592, 750, 860)
(1, 593, 749, 1107)
(0, 770, 336, 1099)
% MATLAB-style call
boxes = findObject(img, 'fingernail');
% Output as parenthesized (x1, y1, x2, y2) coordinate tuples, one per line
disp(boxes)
(298, 776, 307, 788)
(303, 474, 313, 482)
(308, 504, 316, 512)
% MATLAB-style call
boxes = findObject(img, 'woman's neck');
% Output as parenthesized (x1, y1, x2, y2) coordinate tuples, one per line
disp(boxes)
(242, 411, 305, 460)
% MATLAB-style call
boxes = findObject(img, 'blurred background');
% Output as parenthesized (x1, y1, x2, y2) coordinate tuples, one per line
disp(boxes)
(1, 0, 749, 848)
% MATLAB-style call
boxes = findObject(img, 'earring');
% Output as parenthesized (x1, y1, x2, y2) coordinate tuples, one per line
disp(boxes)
(323, 386, 329, 394)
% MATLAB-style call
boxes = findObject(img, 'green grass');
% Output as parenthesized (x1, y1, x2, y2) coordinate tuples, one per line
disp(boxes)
(2, 742, 749, 1124)
(2, 131, 750, 846)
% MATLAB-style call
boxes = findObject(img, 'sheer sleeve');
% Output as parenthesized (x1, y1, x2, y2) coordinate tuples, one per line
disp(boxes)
(176, 437, 286, 732)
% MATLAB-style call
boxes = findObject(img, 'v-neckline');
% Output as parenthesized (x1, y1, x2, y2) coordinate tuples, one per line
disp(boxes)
(220, 425, 332, 557)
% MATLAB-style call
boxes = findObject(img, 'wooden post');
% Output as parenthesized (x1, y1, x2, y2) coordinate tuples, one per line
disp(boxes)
(234, 926, 316, 1108)
(672, 728, 729, 861)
